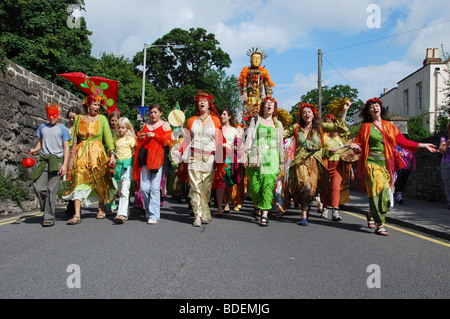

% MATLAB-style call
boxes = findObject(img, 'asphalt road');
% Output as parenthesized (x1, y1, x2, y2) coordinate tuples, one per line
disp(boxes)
(0, 198, 449, 301)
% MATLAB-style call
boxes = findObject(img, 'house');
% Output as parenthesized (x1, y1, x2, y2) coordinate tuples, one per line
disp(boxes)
(353, 48, 449, 134)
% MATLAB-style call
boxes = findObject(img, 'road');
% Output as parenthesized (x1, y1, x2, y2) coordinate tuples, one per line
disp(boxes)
(0, 198, 449, 303)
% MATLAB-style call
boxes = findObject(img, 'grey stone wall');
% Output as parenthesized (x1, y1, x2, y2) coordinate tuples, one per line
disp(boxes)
(402, 136, 446, 204)
(0, 59, 82, 214)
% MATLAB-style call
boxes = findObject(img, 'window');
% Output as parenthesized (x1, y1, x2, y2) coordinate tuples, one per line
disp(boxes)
(404, 89, 409, 115)
(416, 83, 422, 110)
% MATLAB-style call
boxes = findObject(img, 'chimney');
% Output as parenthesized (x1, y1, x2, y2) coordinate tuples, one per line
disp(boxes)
(423, 48, 442, 66)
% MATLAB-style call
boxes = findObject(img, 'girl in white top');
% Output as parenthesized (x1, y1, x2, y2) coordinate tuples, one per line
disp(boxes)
(113, 117, 136, 224)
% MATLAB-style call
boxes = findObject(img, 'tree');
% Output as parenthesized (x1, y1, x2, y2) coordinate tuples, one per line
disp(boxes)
(0, 0, 95, 96)
(92, 52, 172, 128)
(133, 28, 238, 117)
(290, 84, 363, 124)
(133, 28, 232, 110)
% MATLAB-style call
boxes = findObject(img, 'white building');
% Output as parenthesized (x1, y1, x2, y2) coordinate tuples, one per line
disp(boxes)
(353, 48, 449, 134)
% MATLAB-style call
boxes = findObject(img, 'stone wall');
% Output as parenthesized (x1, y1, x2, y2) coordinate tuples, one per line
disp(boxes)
(402, 136, 446, 204)
(0, 59, 82, 213)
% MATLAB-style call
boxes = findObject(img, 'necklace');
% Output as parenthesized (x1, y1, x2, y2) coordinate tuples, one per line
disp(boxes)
(84, 114, 97, 123)
(261, 116, 273, 127)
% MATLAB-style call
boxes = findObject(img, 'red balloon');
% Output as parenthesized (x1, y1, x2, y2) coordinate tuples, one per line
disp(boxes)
(23, 157, 35, 168)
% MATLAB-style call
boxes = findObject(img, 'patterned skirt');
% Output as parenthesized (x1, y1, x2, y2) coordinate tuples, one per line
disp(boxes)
(364, 163, 391, 223)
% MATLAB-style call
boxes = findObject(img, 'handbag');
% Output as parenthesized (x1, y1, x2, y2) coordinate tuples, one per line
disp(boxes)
(393, 148, 406, 171)
(247, 117, 279, 169)
(247, 147, 261, 168)
(137, 146, 148, 167)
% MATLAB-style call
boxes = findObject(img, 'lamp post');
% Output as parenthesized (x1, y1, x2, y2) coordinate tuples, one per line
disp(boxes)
(141, 43, 186, 107)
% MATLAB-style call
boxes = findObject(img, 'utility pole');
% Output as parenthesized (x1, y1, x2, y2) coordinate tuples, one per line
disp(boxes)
(318, 49, 322, 117)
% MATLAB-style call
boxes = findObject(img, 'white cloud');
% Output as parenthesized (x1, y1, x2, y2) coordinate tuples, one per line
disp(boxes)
(82, 0, 450, 111)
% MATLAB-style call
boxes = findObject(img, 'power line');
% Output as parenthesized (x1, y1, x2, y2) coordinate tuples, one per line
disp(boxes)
(322, 55, 351, 85)
(324, 19, 450, 54)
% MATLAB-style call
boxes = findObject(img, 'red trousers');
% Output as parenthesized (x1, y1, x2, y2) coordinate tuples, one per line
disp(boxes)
(322, 160, 345, 208)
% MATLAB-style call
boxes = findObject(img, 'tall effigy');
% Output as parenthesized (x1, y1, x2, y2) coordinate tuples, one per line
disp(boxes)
(238, 47, 275, 122)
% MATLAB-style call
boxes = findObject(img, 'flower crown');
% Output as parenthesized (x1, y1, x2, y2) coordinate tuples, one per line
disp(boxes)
(194, 90, 217, 115)
(261, 96, 278, 108)
(82, 95, 106, 107)
(297, 102, 318, 117)
(323, 114, 336, 122)
(194, 90, 214, 103)
(364, 97, 383, 109)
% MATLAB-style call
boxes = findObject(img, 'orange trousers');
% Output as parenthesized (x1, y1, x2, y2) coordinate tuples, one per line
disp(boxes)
(322, 160, 344, 208)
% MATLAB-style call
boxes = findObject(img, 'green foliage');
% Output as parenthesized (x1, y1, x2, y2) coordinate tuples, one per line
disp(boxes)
(290, 84, 363, 124)
(0, 0, 96, 97)
(348, 122, 362, 139)
(92, 52, 167, 128)
(407, 114, 431, 140)
(435, 108, 449, 137)
(0, 169, 30, 205)
(133, 28, 233, 112)
(1, 0, 239, 126)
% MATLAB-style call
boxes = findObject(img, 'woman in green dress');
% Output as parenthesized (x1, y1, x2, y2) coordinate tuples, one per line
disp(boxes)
(244, 97, 284, 226)
(284, 102, 350, 226)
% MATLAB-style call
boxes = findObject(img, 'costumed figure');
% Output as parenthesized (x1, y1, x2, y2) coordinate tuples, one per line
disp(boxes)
(30, 103, 71, 227)
(239, 47, 275, 123)
(244, 96, 284, 227)
(319, 110, 352, 222)
(273, 109, 294, 216)
(284, 102, 350, 226)
(230, 123, 246, 211)
(175, 90, 227, 227)
(64, 95, 117, 224)
(349, 98, 438, 235)
(216, 109, 237, 217)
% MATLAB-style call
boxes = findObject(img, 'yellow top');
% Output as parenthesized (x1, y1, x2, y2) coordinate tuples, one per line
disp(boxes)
(115, 136, 136, 161)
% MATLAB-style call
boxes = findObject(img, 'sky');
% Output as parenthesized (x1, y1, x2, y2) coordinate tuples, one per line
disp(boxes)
(81, 0, 450, 111)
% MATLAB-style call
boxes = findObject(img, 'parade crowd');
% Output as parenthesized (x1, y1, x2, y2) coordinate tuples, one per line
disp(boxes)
(29, 49, 448, 237)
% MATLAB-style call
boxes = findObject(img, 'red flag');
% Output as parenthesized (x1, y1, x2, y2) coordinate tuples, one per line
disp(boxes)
(59, 72, 119, 115)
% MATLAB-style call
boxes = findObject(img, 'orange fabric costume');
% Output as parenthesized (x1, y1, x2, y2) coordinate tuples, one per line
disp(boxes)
(353, 120, 418, 191)
(133, 124, 172, 181)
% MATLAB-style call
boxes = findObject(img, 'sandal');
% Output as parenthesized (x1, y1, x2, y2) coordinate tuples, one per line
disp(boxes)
(259, 216, 269, 227)
(42, 221, 54, 227)
(375, 226, 389, 236)
(97, 208, 106, 219)
(67, 216, 81, 225)
(193, 219, 202, 227)
(366, 212, 376, 229)
(253, 207, 261, 221)
(114, 215, 127, 224)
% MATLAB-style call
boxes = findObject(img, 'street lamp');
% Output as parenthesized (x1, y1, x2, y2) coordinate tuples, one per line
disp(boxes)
(141, 43, 186, 107)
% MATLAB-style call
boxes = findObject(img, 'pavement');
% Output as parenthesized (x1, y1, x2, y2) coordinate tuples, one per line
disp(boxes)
(341, 191, 450, 241)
